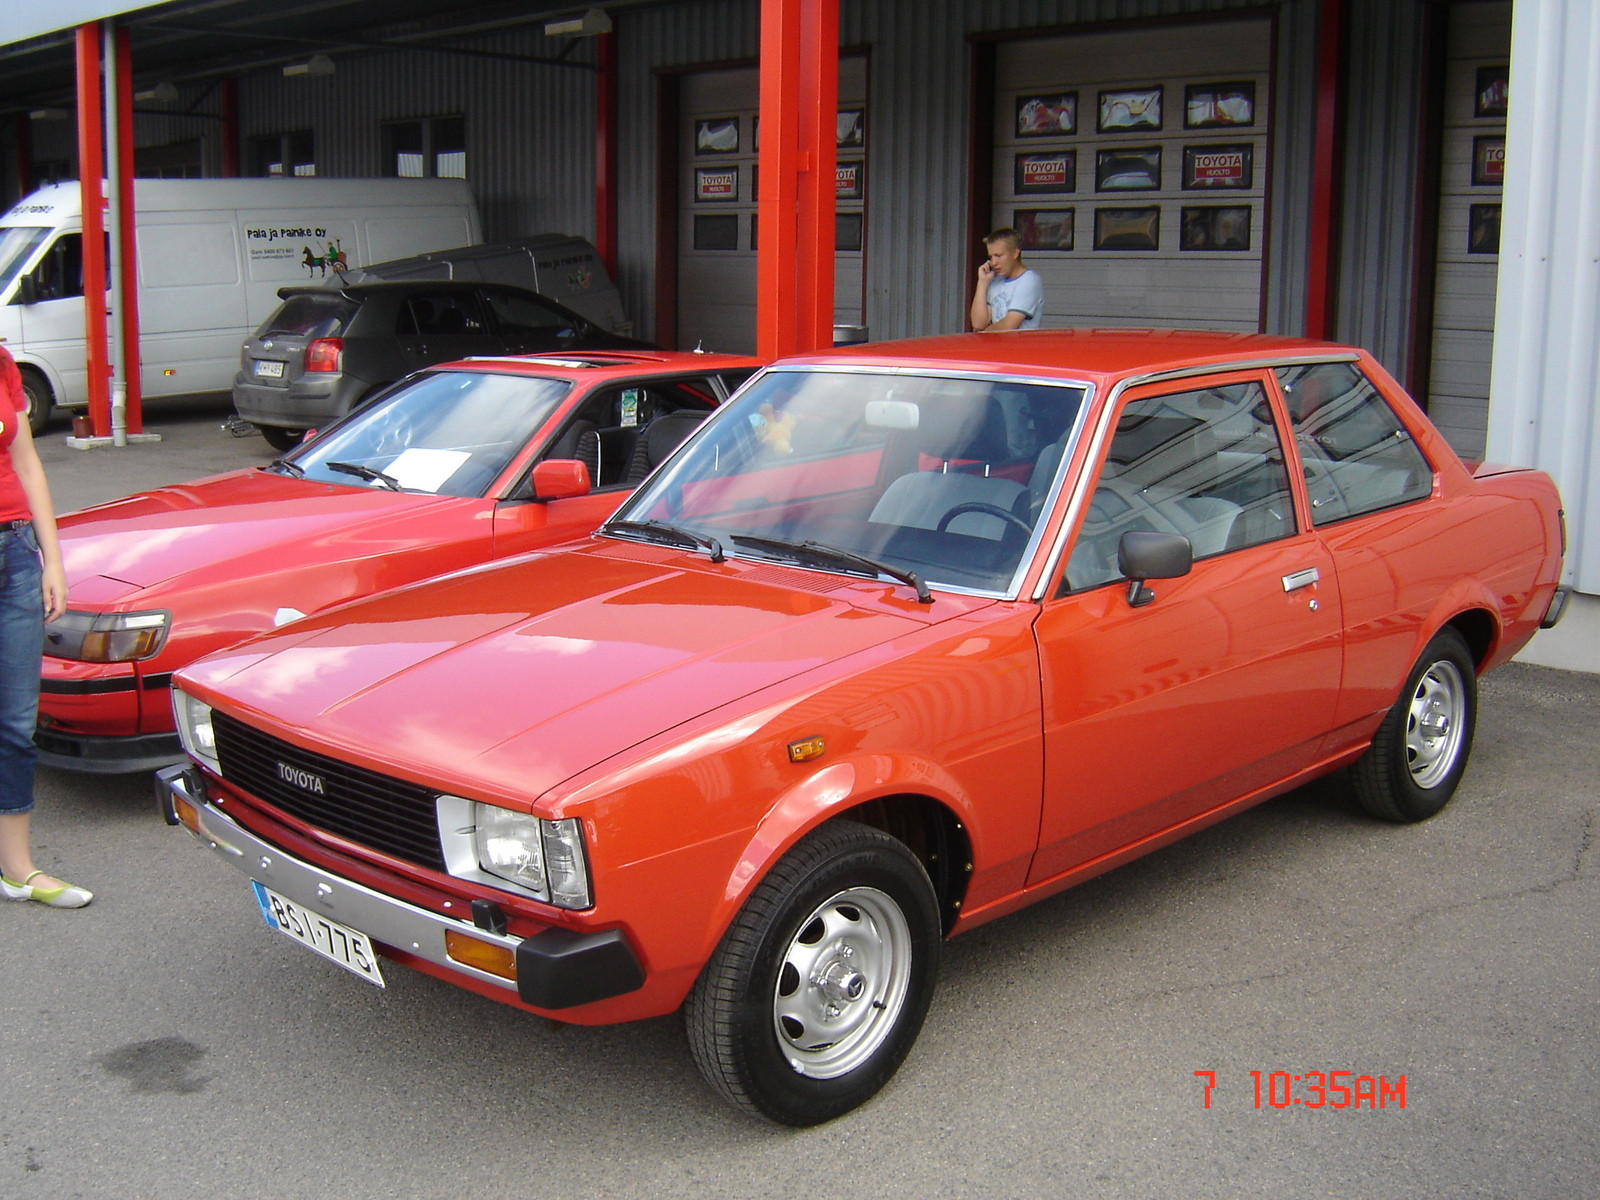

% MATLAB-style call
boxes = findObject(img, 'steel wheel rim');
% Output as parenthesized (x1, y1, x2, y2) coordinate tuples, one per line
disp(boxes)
(1405, 658, 1467, 790)
(772, 886, 913, 1080)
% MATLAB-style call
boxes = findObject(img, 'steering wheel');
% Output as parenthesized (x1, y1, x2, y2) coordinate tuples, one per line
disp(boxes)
(935, 501, 1032, 535)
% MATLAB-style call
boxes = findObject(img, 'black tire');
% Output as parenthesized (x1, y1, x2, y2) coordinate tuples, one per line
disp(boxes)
(257, 424, 305, 452)
(19, 369, 51, 436)
(685, 820, 941, 1126)
(1351, 628, 1477, 822)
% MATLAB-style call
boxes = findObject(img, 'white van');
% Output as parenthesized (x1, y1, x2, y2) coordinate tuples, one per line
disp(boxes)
(0, 178, 481, 431)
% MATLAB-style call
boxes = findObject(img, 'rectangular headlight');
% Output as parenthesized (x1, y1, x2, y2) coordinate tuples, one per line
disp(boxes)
(469, 804, 592, 910)
(171, 687, 220, 774)
(46, 610, 170, 662)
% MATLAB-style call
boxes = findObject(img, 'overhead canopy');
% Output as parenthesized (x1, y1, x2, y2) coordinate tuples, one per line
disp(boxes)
(0, 0, 624, 116)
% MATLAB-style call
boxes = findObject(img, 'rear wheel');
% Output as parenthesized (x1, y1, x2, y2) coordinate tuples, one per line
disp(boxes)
(1351, 628, 1477, 822)
(685, 820, 941, 1126)
(19, 369, 51, 435)
(256, 425, 304, 452)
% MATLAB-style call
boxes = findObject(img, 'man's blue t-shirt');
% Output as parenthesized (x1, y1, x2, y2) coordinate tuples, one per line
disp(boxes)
(986, 268, 1044, 329)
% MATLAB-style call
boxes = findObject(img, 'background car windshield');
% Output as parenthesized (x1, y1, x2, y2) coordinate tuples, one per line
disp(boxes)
(617, 368, 1087, 594)
(291, 370, 570, 497)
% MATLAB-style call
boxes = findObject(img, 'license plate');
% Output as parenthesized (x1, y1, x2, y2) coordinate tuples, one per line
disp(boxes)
(251, 881, 386, 988)
(253, 359, 285, 378)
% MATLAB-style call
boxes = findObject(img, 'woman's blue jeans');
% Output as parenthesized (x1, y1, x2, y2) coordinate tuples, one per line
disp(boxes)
(0, 524, 42, 815)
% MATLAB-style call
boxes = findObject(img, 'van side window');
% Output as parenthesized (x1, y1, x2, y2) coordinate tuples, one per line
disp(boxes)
(1064, 381, 1296, 592)
(1274, 362, 1433, 525)
(32, 234, 83, 301)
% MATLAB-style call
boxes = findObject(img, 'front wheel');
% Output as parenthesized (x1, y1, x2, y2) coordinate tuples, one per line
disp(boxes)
(685, 820, 941, 1126)
(19, 369, 51, 435)
(1350, 628, 1477, 822)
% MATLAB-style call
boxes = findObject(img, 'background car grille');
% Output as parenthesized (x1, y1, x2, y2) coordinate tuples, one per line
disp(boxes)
(213, 710, 446, 871)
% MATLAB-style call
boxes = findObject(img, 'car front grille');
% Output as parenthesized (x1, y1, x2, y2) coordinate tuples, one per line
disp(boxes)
(213, 710, 446, 872)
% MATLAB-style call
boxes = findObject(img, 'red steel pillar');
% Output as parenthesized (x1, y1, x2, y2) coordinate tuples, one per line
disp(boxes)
(75, 24, 110, 436)
(756, 0, 838, 360)
(595, 30, 619, 277)
(1306, 0, 1345, 339)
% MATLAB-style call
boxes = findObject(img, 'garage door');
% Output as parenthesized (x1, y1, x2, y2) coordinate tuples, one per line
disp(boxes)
(991, 19, 1273, 332)
(1424, 1, 1509, 459)
(676, 59, 867, 354)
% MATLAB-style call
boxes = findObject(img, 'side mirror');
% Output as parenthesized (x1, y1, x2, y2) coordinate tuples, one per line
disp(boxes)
(1117, 530, 1191, 608)
(528, 458, 592, 502)
(15, 275, 37, 305)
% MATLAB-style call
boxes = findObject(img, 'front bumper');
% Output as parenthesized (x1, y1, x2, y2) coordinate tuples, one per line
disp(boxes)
(155, 764, 644, 1011)
(36, 726, 183, 774)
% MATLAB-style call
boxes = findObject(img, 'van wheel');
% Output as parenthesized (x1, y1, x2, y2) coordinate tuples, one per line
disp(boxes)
(684, 820, 940, 1126)
(19, 369, 51, 435)
(257, 425, 305, 452)
(1350, 628, 1477, 823)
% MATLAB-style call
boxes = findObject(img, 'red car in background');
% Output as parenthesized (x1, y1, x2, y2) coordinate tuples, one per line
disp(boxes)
(161, 331, 1567, 1124)
(39, 349, 762, 772)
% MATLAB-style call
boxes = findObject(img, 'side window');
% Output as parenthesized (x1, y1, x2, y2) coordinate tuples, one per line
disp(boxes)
(32, 234, 84, 300)
(482, 290, 574, 335)
(1275, 362, 1432, 525)
(401, 292, 486, 336)
(1064, 380, 1296, 592)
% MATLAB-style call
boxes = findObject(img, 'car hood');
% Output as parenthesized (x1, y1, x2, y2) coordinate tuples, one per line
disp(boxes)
(181, 540, 988, 805)
(58, 469, 468, 599)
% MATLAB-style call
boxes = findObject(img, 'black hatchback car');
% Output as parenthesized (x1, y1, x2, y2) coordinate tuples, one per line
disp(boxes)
(232, 280, 654, 449)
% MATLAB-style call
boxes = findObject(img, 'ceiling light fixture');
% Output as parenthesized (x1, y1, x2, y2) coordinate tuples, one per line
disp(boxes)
(544, 8, 612, 37)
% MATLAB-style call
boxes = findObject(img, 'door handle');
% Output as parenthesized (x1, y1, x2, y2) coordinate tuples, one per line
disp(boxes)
(1282, 568, 1320, 592)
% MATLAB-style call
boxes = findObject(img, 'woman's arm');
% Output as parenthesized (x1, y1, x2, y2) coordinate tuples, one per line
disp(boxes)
(9, 420, 67, 620)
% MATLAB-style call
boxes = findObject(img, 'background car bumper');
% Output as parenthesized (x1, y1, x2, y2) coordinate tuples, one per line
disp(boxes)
(36, 726, 183, 773)
(232, 374, 361, 428)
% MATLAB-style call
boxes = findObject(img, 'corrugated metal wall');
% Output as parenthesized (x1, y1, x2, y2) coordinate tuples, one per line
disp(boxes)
(617, 0, 1321, 346)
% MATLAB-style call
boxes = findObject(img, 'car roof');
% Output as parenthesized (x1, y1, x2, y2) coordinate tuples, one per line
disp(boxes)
(777, 328, 1357, 385)
(274, 279, 570, 303)
(430, 349, 765, 379)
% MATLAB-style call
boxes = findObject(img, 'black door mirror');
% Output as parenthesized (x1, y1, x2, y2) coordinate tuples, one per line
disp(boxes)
(1118, 530, 1192, 607)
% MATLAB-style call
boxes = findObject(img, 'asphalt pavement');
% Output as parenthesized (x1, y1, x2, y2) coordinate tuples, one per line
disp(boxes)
(4, 398, 1597, 1199)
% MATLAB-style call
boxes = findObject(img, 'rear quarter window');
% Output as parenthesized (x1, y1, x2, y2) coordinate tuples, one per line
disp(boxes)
(258, 294, 357, 339)
(1275, 361, 1434, 525)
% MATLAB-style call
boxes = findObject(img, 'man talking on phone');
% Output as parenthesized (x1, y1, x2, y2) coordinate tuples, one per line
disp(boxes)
(970, 227, 1044, 331)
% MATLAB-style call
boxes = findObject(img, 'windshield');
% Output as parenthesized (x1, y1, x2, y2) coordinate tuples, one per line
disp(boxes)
(609, 367, 1088, 596)
(0, 226, 51, 300)
(286, 369, 571, 496)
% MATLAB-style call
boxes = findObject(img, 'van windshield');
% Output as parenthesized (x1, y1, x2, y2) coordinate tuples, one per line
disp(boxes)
(0, 227, 51, 300)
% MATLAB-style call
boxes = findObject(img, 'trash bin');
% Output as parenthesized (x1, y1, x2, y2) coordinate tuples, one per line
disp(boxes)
(833, 324, 869, 347)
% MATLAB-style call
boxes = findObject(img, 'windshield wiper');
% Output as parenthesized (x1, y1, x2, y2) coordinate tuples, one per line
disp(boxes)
(327, 461, 402, 491)
(729, 534, 932, 604)
(268, 457, 304, 478)
(603, 519, 725, 562)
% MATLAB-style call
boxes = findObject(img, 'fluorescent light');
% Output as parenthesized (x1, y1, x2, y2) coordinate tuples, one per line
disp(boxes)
(283, 54, 335, 78)
(544, 8, 612, 36)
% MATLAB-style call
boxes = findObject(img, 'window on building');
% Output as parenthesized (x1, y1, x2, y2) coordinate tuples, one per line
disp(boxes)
(251, 131, 316, 177)
(383, 116, 466, 179)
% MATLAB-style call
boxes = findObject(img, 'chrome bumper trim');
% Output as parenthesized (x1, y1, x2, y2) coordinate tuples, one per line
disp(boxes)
(156, 764, 520, 994)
